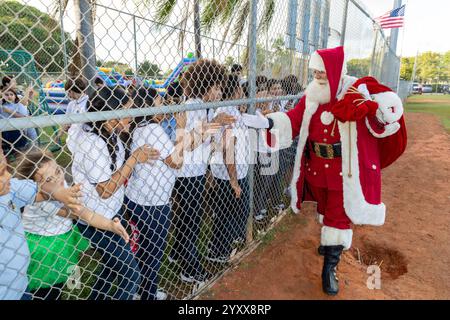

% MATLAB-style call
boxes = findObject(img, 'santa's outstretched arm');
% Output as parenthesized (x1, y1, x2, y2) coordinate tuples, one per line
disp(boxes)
(242, 96, 306, 150)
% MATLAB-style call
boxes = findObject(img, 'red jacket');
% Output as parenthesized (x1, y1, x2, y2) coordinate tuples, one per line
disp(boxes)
(266, 77, 407, 226)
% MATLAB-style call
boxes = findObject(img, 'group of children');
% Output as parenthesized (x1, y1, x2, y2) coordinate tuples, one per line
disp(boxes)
(0, 59, 301, 300)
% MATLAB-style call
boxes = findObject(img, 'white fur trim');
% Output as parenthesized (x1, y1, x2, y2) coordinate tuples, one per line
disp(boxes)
(336, 76, 359, 100)
(372, 91, 403, 124)
(321, 226, 353, 250)
(357, 84, 371, 100)
(365, 118, 401, 138)
(320, 111, 334, 125)
(266, 112, 293, 149)
(289, 98, 319, 213)
(309, 51, 348, 76)
(288, 77, 359, 213)
(309, 51, 325, 71)
(338, 121, 386, 225)
(317, 213, 324, 225)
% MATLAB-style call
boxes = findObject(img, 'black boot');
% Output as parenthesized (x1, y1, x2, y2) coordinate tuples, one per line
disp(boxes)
(318, 245, 325, 256)
(321, 245, 344, 296)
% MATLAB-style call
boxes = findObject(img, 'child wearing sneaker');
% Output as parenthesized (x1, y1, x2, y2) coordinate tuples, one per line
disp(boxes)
(170, 59, 235, 284)
(208, 74, 250, 263)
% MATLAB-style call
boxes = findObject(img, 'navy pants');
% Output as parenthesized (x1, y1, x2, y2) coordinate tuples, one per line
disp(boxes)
(170, 175, 206, 277)
(124, 197, 171, 300)
(209, 177, 250, 257)
(77, 222, 141, 300)
(254, 152, 276, 214)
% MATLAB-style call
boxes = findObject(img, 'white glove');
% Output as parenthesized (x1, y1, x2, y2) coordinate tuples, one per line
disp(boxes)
(242, 111, 270, 129)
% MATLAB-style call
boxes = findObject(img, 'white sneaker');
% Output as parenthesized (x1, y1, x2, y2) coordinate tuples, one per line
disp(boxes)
(254, 209, 268, 221)
(180, 271, 212, 284)
(284, 187, 291, 197)
(273, 203, 285, 211)
(205, 255, 229, 263)
(156, 290, 167, 300)
(168, 256, 178, 264)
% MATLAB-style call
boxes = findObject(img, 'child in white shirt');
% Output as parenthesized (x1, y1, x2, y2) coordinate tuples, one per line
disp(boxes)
(170, 59, 235, 284)
(15, 148, 129, 300)
(67, 86, 160, 300)
(124, 87, 189, 300)
(208, 74, 251, 263)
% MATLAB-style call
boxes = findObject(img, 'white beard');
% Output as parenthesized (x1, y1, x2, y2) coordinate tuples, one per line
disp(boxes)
(305, 78, 331, 105)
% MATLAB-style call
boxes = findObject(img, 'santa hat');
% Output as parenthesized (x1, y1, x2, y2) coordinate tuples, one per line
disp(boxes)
(309, 49, 348, 75)
(308, 46, 347, 102)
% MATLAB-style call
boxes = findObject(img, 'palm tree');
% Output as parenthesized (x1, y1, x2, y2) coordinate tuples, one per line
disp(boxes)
(53, 0, 97, 87)
(200, 0, 276, 52)
(151, 0, 203, 58)
(153, 0, 276, 57)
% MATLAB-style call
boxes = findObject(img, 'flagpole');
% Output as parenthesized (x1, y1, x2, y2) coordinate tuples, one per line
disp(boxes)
(369, 23, 379, 77)
(396, 0, 408, 94)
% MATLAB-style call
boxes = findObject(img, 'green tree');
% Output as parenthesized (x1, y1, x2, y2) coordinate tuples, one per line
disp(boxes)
(152, 0, 276, 56)
(400, 56, 414, 80)
(241, 44, 269, 74)
(224, 56, 236, 69)
(417, 51, 442, 83)
(201, 0, 276, 49)
(442, 51, 450, 82)
(271, 36, 290, 77)
(346, 58, 370, 78)
(138, 60, 162, 78)
(149, 0, 203, 58)
(0, 1, 75, 72)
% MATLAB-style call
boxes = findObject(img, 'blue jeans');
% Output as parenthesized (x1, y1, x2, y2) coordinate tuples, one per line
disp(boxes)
(124, 197, 171, 300)
(209, 177, 250, 257)
(171, 175, 206, 276)
(77, 221, 141, 300)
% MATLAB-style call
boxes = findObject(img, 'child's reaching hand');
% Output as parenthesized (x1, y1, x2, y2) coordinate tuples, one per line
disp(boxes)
(39, 182, 83, 211)
(131, 145, 161, 163)
(57, 184, 83, 212)
(109, 217, 130, 243)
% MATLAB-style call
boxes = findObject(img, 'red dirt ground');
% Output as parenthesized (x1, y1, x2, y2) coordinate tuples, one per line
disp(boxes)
(201, 112, 450, 300)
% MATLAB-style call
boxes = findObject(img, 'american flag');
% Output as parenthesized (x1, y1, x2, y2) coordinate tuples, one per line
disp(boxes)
(375, 5, 405, 29)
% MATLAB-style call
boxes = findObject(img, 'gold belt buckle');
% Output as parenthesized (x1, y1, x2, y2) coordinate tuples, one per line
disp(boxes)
(314, 143, 334, 159)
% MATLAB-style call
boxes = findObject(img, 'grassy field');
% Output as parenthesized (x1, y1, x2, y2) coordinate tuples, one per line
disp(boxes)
(404, 94, 450, 132)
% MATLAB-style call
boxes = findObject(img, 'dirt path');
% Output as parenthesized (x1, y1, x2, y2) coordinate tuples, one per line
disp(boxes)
(201, 112, 450, 300)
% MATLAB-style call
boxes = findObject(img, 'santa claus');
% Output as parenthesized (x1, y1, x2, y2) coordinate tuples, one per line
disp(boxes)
(243, 46, 407, 295)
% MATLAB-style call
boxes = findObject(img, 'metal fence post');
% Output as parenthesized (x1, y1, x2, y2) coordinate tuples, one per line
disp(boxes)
(390, 0, 403, 91)
(246, 0, 258, 243)
(59, 0, 68, 77)
(300, 0, 311, 86)
(133, 15, 138, 76)
(340, 0, 349, 46)
(369, 28, 379, 76)
(320, 0, 331, 49)
(194, 0, 202, 58)
(311, 0, 322, 52)
(74, 0, 97, 95)
(287, 0, 299, 74)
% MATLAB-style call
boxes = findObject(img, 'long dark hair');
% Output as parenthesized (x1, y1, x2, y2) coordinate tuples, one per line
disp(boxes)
(85, 86, 130, 171)
(132, 86, 159, 128)
(222, 74, 241, 101)
(1, 88, 20, 104)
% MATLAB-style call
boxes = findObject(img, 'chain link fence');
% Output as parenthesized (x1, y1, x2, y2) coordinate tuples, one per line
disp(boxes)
(1, 0, 401, 300)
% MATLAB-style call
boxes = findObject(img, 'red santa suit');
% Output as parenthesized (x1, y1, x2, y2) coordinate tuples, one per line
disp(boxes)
(265, 46, 407, 250)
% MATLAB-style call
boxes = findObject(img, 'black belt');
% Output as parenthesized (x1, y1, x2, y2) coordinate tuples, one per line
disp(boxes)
(310, 141, 342, 159)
